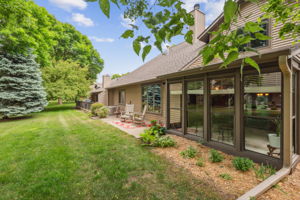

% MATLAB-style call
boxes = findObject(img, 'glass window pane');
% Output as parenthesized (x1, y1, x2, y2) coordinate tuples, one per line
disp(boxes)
(187, 80, 204, 137)
(142, 84, 161, 113)
(169, 83, 182, 132)
(244, 72, 282, 157)
(210, 77, 235, 145)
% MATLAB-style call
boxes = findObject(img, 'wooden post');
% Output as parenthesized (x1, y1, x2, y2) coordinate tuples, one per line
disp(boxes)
(279, 55, 292, 167)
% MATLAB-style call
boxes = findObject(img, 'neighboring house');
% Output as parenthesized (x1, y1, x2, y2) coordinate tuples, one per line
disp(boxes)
(100, 1, 300, 168)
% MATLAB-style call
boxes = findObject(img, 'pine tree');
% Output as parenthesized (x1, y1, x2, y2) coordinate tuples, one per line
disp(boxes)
(0, 53, 48, 118)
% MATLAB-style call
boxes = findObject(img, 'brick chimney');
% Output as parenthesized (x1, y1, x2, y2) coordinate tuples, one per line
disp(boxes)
(189, 4, 205, 43)
(102, 74, 111, 89)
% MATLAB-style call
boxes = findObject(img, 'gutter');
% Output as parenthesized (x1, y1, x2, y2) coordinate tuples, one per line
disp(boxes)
(158, 47, 291, 80)
(237, 55, 295, 200)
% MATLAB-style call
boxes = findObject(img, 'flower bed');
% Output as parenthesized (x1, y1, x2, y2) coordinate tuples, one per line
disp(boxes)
(151, 135, 274, 199)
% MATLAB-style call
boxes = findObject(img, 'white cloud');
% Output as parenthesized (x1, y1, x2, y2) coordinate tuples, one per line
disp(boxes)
(181, 0, 225, 25)
(203, 0, 225, 24)
(90, 36, 115, 43)
(120, 14, 136, 29)
(181, 0, 207, 12)
(49, 0, 87, 11)
(72, 13, 94, 27)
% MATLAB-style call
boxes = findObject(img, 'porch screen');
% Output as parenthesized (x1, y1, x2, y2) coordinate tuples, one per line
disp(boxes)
(244, 72, 282, 157)
(142, 84, 161, 113)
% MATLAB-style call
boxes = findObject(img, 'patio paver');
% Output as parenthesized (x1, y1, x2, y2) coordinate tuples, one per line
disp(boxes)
(100, 116, 148, 138)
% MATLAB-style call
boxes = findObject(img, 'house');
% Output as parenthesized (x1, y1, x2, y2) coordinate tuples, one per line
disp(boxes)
(100, 1, 300, 169)
(90, 75, 111, 104)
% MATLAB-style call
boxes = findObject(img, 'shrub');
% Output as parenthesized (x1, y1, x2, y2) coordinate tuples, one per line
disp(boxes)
(196, 158, 205, 167)
(153, 136, 176, 148)
(209, 149, 224, 163)
(144, 124, 166, 136)
(254, 164, 276, 180)
(91, 103, 104, 116)
(232, 157, 254, 172)
(94, 107, 109, 118)
(140, 132, 157, 145)
(219, 173, 232, 180)
(180, 146, 197, 158)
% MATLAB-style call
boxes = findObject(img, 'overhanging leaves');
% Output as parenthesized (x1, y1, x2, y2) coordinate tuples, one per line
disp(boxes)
(142, 45, 151, 61)
(244, 57, 260, 73)
(99, 0, 110, 18)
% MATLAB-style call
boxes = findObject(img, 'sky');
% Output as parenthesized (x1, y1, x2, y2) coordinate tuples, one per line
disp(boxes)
(33, 0, 225, 82)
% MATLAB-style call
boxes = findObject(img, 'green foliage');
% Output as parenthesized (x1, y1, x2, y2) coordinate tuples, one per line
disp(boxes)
(153, 136, 176, 148)
(0, 0, 103, 80)
(219, 173, 232, 180)
(254, 164, 276, 180)
(91, 103, 105, 116)
(196, 158, 205, 167)
(145, 123, 166, 136)
(42, 60, 91, 102)
(209, 149, 224, 163)
(232, 157, 254, 172)
(94, 106, 109, 118)
(0, 53, 48, 118)
(140, 132, 157, 145)
(111, 73, 129, 80)
(180, 146, 197, 158)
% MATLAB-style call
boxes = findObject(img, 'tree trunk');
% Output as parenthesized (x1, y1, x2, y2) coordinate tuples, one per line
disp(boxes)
(58, 98, 63, 105)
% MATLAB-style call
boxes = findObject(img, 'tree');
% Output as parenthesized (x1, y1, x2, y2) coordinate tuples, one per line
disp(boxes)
(42, 60, 91, 104)
(88, 0, 299, 69)
(0, 0, 104, 80)
(111, 72, 129, 80)
(0, 53, 47, 119)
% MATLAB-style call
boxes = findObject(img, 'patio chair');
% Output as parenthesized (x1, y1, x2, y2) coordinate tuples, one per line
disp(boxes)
(120, 104, 134, 122)
(133, 105, 148, 125)
(114, 105, 122, 117)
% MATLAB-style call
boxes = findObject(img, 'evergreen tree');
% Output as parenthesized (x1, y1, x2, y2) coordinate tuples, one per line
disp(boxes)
(0, 53, 48, 118)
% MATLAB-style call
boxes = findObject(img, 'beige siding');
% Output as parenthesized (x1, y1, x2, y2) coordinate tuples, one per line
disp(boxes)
(182, 0, 295, 71)
(107, 83, 166, 124)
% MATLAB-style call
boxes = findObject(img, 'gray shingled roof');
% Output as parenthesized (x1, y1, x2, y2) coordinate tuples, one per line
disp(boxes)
(107, 41, 205, 88)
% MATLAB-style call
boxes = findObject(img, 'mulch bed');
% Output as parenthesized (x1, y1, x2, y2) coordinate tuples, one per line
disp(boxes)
(151, 135, 263, 199)
(258, 163, 300, 200)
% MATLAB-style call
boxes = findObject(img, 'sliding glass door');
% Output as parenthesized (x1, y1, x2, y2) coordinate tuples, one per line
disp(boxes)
(169, 83, 183, 132)
(186, 80, 204, 137)
(210, 77, 235, 145)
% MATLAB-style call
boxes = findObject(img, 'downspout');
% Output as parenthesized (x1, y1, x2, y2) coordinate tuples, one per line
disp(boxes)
(237, 55, 293, 200)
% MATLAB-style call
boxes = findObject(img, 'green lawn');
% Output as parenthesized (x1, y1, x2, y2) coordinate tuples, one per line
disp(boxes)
(0, 103, 220, 200)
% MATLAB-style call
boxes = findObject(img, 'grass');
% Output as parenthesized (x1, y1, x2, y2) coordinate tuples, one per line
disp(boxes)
(0, 103, 220, 200)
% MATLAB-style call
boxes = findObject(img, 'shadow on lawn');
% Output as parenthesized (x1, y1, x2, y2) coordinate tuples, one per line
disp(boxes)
(0, 115, 33, 123)
(44, 103, 76, 113)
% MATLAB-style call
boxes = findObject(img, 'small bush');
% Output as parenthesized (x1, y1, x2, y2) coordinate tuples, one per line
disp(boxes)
(254, 164, 276, 180)
(196, 158, 205, 167)
(153, 136, 176, 148)
(140, 132, 156, 144)
(180, 146, 197, 158)
(94, 107, 109, 118)
(91, 103, 104, 116)
(209, 149, 224, 163)
(232, 157, 254, 172)
(219, 173, 232, 180)
(144, 124, 166, 136)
